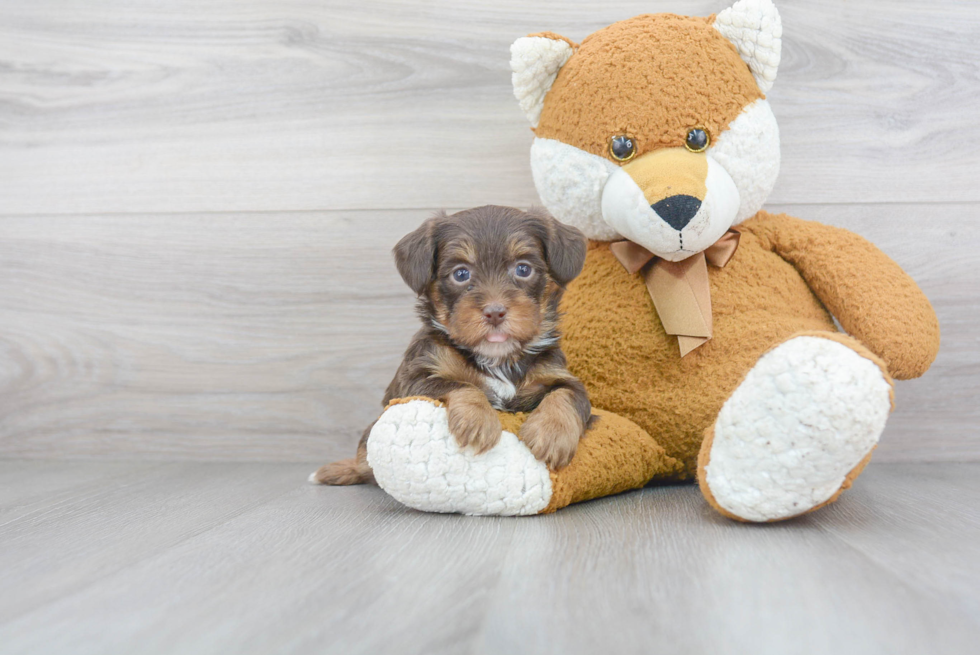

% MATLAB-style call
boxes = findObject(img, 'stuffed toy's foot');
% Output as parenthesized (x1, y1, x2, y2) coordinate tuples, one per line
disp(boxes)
(367, 397, 680, 516)
(698, 334, 894, 522)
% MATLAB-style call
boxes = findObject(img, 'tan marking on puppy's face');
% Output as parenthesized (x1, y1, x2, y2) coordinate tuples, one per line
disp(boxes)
(448, 289, 542, 357)
(443, 241, 478, 269)
(429, 284, 451, 328)
(426, 207, 582, 363)
(534, 13, 763, 162)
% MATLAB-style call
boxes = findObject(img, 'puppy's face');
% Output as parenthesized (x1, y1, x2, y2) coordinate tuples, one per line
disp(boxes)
(394, 206, 587, 362)
(434, 218, 550, 361)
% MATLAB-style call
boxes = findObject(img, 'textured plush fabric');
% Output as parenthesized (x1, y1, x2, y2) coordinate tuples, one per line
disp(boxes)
(538, 409, 681, 514)
(697, 331, 891, 522)
(714, 0, 782, 93)
(747, 213, 942, 379)
(697, 335, 892, 522)
(559, 210, 940, 479)
(510, 35, 575, 127)
(367, 398, 553, 516)
(368, 399, 679, 516)
(534, 13, 764, 160)
(700, 433, 877, 523)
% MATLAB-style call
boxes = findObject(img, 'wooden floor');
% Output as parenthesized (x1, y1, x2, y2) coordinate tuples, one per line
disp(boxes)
(1, 459, 978, 655)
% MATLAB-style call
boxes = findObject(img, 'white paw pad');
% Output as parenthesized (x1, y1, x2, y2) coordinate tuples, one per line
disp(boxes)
(705, 337, 892, 521)
(366, 400, 553, 516)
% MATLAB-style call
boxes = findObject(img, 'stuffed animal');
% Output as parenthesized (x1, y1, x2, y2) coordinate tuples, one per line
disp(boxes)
(364, 0, 940, 520)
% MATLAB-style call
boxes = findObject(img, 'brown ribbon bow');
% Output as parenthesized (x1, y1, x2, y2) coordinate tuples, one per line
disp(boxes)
(610, 229, 740, 357)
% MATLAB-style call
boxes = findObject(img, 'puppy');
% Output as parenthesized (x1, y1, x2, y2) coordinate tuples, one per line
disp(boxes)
(311, 205, 594, 486)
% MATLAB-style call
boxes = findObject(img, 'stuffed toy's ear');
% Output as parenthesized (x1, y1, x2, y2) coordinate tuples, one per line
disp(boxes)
(714, 0, 782, 93)
(510, 33, 576, 128)
(525, 207, 587, 286)
(392, 212, 445, 296)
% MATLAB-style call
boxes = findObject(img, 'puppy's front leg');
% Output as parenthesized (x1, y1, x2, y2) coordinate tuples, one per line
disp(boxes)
(446, 386, 502, 454)
(520, 386, 590, 470)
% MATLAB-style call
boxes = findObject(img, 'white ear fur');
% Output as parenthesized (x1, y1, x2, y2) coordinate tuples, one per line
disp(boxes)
(714, 0, 782, 93)
(510, 36, 575, 127)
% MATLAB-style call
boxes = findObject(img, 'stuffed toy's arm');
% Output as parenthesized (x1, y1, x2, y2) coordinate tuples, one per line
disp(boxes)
(752, 212, 940, 379)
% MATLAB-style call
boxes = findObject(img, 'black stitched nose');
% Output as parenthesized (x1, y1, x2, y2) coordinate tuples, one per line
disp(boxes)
(652, 195, 702, 231)
(482, 304, 507, 326)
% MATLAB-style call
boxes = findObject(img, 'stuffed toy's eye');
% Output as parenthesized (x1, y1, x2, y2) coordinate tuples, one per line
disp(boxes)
(609, 135, 637, 162)
(685, 128, 709, 153)
(453, 268, 471, 283)
(515, 263, 532, 278)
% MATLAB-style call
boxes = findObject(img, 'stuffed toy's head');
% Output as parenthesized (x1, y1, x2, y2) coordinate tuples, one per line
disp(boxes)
(511, 0, 782, 261)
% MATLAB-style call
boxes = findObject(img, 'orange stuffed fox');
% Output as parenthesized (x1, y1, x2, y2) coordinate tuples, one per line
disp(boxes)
(350, 0, 940, 521)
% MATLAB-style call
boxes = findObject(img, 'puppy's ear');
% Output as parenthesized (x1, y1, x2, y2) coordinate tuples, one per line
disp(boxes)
(526, 207, 587, 286)
(393, 212, 445, 295)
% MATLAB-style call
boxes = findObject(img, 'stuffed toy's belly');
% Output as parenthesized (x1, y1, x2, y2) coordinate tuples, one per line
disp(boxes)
(560, 227, 837, 478)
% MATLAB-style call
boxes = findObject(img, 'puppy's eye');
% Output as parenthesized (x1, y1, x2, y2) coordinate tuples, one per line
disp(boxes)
(609, 135, 637, 162)
(515, 263, 532, 278)
(452, 267, 471, 283)
(685, 128, 709, 153)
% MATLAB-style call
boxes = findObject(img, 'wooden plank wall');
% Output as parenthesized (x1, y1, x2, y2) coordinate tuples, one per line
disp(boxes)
(1, 0, 977, 462)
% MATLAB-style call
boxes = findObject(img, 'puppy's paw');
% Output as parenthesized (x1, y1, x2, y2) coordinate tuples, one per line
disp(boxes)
(519, 389, 586, 470)
(446, 387, 502, 454)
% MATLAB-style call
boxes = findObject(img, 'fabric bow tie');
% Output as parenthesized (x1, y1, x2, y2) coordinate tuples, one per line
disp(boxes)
(609, 229, 741, 357)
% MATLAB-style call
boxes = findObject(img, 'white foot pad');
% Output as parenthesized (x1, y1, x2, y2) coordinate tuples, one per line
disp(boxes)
(366, 400, 552, 516)
(705, 336, 892, 522)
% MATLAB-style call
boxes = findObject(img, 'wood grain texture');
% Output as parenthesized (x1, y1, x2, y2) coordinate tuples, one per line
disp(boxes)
(0, 0, 978, 214)
(0, 460, 303, 623)
(0, 460, 977, 654)
(0, 210, 421, 462)
(479, 463, 980, 655)
(0, 203, 976, 462)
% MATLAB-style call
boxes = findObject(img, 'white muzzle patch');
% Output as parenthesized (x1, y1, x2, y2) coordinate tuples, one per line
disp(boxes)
(600, 156, 740, 261)
(529, 100, 781, 256)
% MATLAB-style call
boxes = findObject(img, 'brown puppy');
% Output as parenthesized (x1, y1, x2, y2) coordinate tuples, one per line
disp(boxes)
(312, 205, 593, 486)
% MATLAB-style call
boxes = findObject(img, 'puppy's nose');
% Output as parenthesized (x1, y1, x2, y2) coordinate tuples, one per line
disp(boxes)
(651, 194, 702, 231)
(482, 304, 507, 326)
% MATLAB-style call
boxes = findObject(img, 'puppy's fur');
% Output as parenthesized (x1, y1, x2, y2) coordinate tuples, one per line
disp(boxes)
(312, 205, 594, 486)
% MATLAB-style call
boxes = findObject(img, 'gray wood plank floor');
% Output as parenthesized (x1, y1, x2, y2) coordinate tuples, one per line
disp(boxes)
(1, 460, 977, 655)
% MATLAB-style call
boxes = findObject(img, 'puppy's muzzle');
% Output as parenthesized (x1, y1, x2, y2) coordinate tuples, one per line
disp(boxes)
(482, 303, 507, 327)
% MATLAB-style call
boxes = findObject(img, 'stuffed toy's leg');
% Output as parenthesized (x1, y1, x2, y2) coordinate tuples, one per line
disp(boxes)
(698, 332, 895, 522)
(366, 398, 681, 516)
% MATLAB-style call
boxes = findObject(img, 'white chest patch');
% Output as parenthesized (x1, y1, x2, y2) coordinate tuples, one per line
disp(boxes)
(482, 371, 517, 408)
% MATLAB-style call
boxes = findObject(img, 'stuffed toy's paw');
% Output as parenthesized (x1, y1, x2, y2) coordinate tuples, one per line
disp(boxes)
(698, 335, 894, 522)
(366, 398, 552, 516)
(367, 398, 681, 516)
